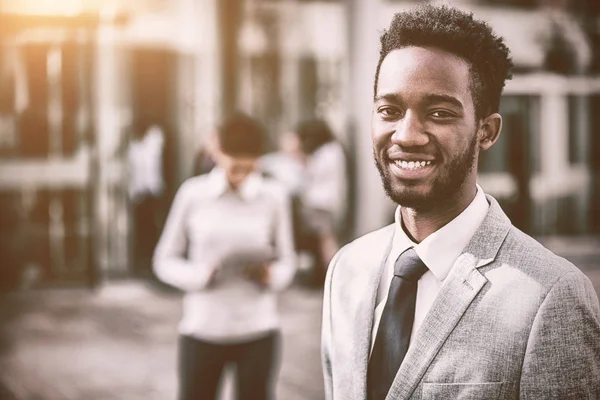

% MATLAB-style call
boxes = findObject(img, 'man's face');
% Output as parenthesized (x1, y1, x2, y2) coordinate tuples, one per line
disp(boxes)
(372, 46, 481, 211)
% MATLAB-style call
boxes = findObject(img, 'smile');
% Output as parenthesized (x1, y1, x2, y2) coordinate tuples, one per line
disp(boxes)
(393, 160, 432, 170)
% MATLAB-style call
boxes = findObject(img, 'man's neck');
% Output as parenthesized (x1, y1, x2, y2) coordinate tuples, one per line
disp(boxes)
(400, 185, 477, 243)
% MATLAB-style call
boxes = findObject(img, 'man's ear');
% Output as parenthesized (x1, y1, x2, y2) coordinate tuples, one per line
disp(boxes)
(478, 113, 502, 151)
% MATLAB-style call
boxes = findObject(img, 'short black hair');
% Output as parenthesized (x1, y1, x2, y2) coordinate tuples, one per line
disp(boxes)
(295, 118, 335, 155)
(217, 112, 266, 157)
(374, 4, 513, 120)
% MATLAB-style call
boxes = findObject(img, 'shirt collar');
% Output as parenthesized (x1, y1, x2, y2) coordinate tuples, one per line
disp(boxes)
(206, 167, 263, 201)
(392, 185, 490, 281)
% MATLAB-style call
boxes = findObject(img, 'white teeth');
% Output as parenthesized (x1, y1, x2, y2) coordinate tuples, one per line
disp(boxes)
(394, 160, 432, 170)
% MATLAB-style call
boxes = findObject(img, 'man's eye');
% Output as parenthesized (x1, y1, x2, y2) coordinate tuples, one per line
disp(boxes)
(430, 110, 455, 118)
(378, 107, 401, 117)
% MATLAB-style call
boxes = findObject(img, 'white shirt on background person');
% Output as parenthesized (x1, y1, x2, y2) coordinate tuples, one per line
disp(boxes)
(153, 168, 296, 343)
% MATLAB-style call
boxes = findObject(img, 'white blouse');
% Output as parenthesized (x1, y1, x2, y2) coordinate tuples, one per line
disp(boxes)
(153, 168, 296, 343)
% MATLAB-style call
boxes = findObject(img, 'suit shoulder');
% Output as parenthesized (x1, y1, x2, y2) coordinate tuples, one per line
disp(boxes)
(340, 224, 395, 256)
(331, 225, 395, 273)
(499, 226, 585, 285)
(325, 224, 395, 300)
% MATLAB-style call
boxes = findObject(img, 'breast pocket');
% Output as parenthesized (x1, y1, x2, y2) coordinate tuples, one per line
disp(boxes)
(421, 382, 504, 400)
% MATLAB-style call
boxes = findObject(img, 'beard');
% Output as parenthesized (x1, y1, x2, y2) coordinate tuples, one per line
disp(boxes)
(374, 135, 478, 211)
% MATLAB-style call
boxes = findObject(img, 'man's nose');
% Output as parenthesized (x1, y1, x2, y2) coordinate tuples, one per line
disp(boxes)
(391, 111, 428, 147)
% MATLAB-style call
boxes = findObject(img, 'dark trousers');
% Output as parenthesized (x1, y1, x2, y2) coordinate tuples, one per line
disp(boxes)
(178, 332, 280, 400)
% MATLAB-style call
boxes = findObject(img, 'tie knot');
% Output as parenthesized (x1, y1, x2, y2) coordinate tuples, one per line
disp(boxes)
(393, 248, 428, 281)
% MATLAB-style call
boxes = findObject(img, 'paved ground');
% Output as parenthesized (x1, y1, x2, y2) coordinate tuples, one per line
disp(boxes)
(0, 283, 324, 400)
(0, 236, 598, 400)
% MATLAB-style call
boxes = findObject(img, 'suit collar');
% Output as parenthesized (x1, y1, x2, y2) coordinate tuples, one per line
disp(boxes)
(464, 194, 511, 269)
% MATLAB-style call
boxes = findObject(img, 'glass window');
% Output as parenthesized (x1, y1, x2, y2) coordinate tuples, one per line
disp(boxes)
(19, 43, 50, 158)
(589, 95, 600, 233)
(478, 95, 541, 174)
(298, 56, 318, 120)
(591, 95, 600, 172)
(568, 95, 589, 165)
(0, 41, 91, 159)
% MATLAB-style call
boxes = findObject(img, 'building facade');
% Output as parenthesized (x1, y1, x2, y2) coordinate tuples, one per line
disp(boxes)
(1, 0, 599, 287)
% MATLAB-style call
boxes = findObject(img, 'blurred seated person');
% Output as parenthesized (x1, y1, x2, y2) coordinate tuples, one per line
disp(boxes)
(153, 112, 296, 400)
(294, 119, 348, 287)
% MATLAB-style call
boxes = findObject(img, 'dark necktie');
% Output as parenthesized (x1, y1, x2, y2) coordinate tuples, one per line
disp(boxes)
(367, 248, 429, 400)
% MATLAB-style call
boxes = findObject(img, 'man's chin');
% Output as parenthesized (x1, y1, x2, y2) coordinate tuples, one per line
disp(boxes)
(385, 185, 436, 210)
(393, 195, 433, 210)
(377, 161, 436, 208)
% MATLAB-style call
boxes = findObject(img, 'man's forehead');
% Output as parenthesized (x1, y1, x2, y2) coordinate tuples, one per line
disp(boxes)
(380, 46, 470, 76)
(376, 47, 472, 98)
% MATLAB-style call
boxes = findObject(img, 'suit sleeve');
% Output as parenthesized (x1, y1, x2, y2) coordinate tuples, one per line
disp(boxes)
(322, 248, 343, 400)
(520, 271, 600, 399)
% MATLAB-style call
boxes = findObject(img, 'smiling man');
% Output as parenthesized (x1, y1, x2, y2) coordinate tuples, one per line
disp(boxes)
(321, 5, 600, 400)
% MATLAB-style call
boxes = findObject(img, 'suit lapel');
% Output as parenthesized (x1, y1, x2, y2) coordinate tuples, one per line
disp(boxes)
(351, 225, 395, 399)
(386, 253, 487, 400)
(386, 196, 511, 400)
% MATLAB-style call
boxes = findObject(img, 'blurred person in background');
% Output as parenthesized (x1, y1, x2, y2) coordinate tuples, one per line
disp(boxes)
(259, 131, 304, 196)
(293, 119, 348, 288)
(127, 124, 166, 276)
(153, 112, 296, 400)
(322, 5, 600, 400)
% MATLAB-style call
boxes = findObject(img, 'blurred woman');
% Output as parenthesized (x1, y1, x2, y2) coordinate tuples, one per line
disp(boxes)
(128, 124, 166, 276)
(294, 119, 348, 287)
(153, 113, 296, 400)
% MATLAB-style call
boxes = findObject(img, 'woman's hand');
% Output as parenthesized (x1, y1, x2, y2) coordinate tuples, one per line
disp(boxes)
(242, 263, 271, 287)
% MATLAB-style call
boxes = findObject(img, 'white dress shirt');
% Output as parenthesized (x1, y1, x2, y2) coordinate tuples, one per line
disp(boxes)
(370, 185, 489, 353)
(153, 168, 296, 343)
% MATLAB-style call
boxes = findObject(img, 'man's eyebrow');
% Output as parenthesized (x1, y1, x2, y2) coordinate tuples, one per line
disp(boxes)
(374, 93, 464, 109)
(373, 93, 402, 103)
(422, 94, 464, 109)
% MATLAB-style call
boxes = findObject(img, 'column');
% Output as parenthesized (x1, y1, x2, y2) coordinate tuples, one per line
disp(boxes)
(347, 0, 392, 237)
(94, 15, 125, 277)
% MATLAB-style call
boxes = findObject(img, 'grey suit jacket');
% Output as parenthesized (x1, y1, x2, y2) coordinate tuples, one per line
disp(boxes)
(321, 196, 600, 400)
